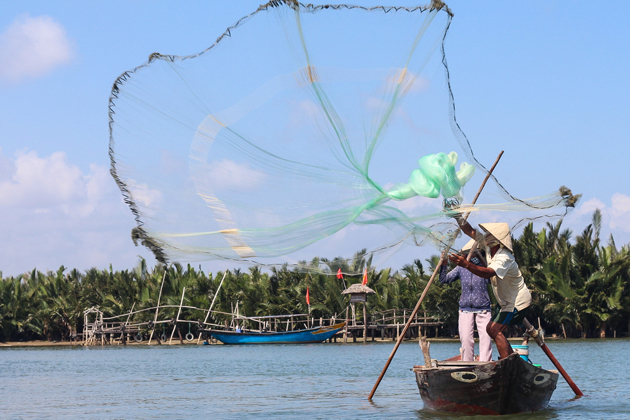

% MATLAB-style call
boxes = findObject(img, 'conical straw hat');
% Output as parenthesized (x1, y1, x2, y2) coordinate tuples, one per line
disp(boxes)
(461, 238, 476, 252)
(479, 222, 513, 252)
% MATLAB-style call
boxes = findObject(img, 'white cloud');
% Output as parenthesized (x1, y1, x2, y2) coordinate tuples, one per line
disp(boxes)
(0, 150, 100, 210)
(574, 197, 606, 216)
(609, 193, 630, 233)
(0, 150, 155, 276)
(207, 159, 267, 191)
(78, 163, 113, 217)
(571, 194, 630, 234)
(0, 14, 75, 84)
(126, 179, 163, 208)
(561, 193, 630, 243)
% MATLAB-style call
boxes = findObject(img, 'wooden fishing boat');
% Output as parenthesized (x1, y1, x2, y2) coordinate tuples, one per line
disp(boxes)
(413, 353, 559, 415)
(205, 322, 345, 345)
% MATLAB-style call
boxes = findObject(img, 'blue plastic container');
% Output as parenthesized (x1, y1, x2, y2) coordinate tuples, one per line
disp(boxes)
(512, 344, 529, 362)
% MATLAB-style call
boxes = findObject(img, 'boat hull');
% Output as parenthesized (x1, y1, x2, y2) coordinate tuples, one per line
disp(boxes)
(208, 322, 345, 345)
(414, 353, 559, 415)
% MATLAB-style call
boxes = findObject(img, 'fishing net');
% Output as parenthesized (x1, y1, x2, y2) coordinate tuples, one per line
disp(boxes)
(109, 1, 579, 268)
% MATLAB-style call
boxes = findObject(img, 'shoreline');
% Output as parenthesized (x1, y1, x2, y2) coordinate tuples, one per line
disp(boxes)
(1, 335, 628, 348)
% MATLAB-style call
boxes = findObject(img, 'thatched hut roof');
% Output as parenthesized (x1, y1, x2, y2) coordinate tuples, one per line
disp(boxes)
(341, 283, 376, 295)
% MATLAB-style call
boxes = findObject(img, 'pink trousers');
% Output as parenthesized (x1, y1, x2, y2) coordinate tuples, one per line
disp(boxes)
(459, 310, 493, 361)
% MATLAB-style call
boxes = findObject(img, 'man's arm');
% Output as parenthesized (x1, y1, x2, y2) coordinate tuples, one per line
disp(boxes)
(454, 217, 477, 240)
(448, 253, 496, 279)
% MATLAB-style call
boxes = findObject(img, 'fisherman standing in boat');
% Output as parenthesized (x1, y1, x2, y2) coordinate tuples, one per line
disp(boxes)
(439, 239, 493, 362)
(448, 220, 531, 360)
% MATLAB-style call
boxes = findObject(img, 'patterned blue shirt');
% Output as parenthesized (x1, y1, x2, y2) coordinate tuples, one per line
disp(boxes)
(439, 264, 491, 312)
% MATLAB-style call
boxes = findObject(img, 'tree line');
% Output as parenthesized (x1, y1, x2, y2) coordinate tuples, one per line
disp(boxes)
(1, 210, 628, 342)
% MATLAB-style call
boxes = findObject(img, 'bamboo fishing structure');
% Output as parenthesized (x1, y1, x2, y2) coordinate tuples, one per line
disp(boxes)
(81, 265, 445, 347)
(81, 302, 444, 346)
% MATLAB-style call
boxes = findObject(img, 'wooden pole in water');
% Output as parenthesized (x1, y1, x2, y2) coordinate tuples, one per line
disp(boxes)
(197, 271, 227, 344)
(148, 269, 167, 345)
(523, 318, 583, 396)
(363, 302, 367, 344)
(169, 287, 186, 345)
(344, 307, 348, 344)
(177, 326, 184, 345)
(368, 151, 504, 400)
(122, 302, 135, 345)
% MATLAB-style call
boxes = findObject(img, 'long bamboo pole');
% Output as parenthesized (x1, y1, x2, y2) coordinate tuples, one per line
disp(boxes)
(169, 287, 186, 345)
(523, 318, 583, 396)
(148, 268, 167, 345)
(124, 302, 136, 326)
(197, 271, 228, 344)
(368, 151, 504, 400)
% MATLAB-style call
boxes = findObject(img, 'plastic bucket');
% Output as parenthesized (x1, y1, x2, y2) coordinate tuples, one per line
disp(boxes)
(512, 344, 529, 362)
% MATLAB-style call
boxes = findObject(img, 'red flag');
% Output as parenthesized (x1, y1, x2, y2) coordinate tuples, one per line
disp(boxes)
(336, 268, 343, 279)
(306, 287, 310, 305)
(362, 268, 368, 286)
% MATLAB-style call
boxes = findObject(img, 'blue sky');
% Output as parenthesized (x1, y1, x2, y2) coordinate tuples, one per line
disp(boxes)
(1, 1, 629, 277)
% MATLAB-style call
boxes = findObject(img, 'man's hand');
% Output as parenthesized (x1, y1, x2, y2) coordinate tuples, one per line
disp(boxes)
(448, 253, 469, 269)
(449, 252, 497, 279)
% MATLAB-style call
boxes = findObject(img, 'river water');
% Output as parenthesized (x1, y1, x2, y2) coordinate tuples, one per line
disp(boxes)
(1, 339, 628, 419)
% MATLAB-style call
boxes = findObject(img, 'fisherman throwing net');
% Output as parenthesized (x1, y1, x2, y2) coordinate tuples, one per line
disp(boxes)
(448, 219, 531, 359)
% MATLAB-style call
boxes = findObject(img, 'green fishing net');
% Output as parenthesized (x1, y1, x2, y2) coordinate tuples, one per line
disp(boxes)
(109, 1, 578, 267)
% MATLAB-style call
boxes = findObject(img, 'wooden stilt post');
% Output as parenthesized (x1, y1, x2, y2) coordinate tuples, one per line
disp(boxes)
(122, 302, 135, 345)
(197, 271, 227, 344)
(363, 302, 367, 344)
(148, 269, 167, 345)
(169, 287, 186, 345)
(368, 151, 504, 400)
(344, 307, 348, 344)
(177, 326, 184, 345)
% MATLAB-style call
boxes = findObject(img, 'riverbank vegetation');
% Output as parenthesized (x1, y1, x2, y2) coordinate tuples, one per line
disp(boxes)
(1, 210, 628, 342)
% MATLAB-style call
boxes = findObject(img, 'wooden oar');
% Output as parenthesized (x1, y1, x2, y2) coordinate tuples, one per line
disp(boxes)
(368, 151, 504, 400)
(523, 318, 583, 397)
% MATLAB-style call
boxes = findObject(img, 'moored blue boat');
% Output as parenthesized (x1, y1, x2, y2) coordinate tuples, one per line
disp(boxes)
(207, 322, 345, 344)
